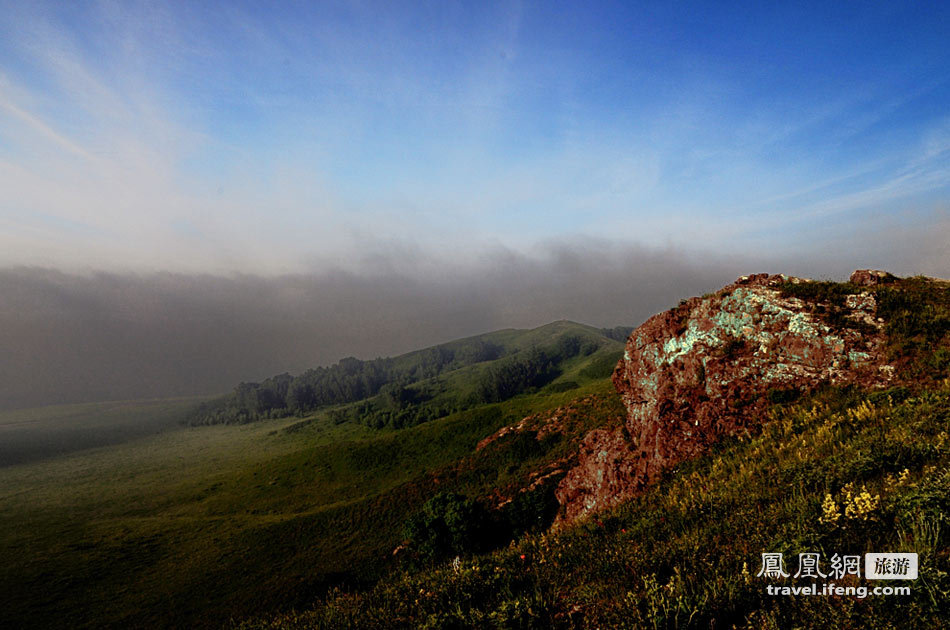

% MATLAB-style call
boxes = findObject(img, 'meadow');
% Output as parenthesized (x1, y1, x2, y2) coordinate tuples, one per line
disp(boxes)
(238, 382, 950, 629)
(0, 323, 623, 628)
(0, 398, 202, 467)
(5, 278, 949, 629)
(234, 276, 950, 628)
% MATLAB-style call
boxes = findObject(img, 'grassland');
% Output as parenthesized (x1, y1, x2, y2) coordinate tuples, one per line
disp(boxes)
(237, 382, 950, 629)
(234, 276, 950, 629)
(0, 323, 624, 629)
(8, 276, 949, 629)
(0, 398, 203, 467)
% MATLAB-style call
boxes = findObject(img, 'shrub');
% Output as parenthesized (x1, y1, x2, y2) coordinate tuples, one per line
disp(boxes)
(404, 492, 495, 563)
(502, 484, 560, 537)
(579, 351, 623, 380)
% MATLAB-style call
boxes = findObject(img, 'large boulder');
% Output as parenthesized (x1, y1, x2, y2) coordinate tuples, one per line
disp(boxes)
(555, 272, 893, 524)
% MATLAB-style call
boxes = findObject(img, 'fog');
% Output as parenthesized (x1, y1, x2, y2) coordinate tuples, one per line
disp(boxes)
(2, 230, 948, 411)
(2, 1, 948, 412)
(1, 243, 726, 410)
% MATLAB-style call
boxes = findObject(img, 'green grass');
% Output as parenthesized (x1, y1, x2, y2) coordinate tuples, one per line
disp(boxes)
(231, 276, 950, 629)
(875, 277, 950, 382)
(779, 276, 950, 376)
(307, 326, 623, 430)
(0, 351, 622, 629)
(9, 281, 950, 629)
(0, 397, 205, 467)
(192, 319, 623, 427)
(239, 382, 950, 629)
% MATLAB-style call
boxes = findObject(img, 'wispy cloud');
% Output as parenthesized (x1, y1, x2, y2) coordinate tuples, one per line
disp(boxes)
(0, 1, 946, 274)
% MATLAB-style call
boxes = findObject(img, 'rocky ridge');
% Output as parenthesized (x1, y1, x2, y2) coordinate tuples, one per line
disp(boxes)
(474, 395, 622, 511)
(553, 270, 896, 525)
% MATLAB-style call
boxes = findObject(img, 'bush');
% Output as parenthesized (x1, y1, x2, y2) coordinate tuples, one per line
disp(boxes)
(404, 493, 496, 563)
(475, 349, 560, 403)
(502, 484, 560, 537)
(579, 351, 623, 380)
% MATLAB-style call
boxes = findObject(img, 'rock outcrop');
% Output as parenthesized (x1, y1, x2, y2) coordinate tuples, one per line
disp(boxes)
(850, 269, 897, 287)
(555, 272, 894, 524)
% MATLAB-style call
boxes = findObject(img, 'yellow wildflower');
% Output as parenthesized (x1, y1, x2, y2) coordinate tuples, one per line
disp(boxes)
(820, 493, 840, 525)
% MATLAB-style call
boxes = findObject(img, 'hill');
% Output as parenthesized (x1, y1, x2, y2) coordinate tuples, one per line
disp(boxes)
(236, 271, 950, 629)
(4, 272, 949, 629)
(0, 321, 629, 628)
(187, 320, 628, 428)
(244, 379, 950, 629)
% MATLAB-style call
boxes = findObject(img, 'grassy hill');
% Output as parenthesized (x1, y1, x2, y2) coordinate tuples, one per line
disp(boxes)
(241, 381, 950, 629)
(0, 321, 627, 629)
(5, 275, 949, 630)
(230, 275, 950, 629)
(186, 319, 623, 428)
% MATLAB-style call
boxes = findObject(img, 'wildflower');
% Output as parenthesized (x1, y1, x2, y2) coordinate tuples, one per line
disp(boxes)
(819, 493, 840, 525)
(885, 469, 908, 493)
(841, 482, 855, 503)
(844, 485, 879, 521)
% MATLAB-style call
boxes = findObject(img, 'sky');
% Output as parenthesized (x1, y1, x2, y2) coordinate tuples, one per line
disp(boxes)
(1, 0, 947, 273)
(0, 1, 948, 407)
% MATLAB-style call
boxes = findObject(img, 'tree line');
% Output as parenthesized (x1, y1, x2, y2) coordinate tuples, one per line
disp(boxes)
(330, 333, 602, 430)
(187, 339, 501, 425)
(188, 332, 607, 427)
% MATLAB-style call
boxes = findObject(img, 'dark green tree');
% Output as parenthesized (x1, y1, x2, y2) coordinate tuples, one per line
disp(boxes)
(403, 492, 493, 563)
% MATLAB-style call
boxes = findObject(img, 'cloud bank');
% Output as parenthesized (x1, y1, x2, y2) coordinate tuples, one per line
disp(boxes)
(1, 3, 948, 409)
(3, 228, 949, 410)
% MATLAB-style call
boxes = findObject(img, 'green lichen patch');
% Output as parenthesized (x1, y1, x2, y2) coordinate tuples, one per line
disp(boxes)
(778, 280, 876, 334)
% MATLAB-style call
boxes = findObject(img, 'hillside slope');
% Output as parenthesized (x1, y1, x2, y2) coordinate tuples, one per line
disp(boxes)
(0, 322, 629, 629)
(239, 271, 950, 629)
(248, 381, 950, 629)
(189, 320, 627, 428)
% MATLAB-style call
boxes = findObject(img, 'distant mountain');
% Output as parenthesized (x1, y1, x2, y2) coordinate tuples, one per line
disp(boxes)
(188, 320, 628, 428)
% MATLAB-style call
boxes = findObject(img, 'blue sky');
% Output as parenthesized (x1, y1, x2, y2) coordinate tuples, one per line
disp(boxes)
(0, 0, 947, 274)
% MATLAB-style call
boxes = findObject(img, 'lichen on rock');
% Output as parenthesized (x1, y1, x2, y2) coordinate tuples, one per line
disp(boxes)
(555, 271, 893, 525)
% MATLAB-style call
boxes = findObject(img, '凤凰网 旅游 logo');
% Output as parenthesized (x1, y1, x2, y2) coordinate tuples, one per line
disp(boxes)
(755, 552, 916, 598)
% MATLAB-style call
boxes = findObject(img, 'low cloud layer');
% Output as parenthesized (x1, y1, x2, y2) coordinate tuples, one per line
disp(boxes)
(1, 244, 733, 410)
(3, 231, 948, 411)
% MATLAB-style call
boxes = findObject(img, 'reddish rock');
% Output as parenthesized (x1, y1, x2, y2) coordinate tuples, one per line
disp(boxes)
(850, 269, 896, 286)
(554, 427, 637, 523)
(473, 395, 621, 513)
(555, 272, 893, 525)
